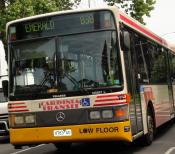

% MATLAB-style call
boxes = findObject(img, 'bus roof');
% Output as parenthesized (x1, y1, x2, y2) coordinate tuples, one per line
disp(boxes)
(6, 6, 175, 52)
(6, 6, 114, 39)
(6, 6, 113, 27)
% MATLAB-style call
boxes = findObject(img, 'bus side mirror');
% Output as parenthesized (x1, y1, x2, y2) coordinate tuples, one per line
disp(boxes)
(2, 80, 8, 97)
(120, 31, 130, 51)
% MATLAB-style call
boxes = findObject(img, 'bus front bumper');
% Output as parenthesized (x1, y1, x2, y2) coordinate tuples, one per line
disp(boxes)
(10, 121, 132, 145)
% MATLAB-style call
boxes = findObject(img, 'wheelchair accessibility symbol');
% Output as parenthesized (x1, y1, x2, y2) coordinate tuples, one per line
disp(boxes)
(80, 98, 90, 106)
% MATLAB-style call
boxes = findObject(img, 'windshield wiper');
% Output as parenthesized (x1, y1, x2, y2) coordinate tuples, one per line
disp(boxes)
(63, 72, 80, 90)
(40, 71, 56, 87)
(62, 73, 93, 92)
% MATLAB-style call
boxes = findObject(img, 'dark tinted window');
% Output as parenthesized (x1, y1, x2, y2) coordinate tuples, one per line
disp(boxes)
(10, 31, 122, 95)
(168, 51, 175, 83)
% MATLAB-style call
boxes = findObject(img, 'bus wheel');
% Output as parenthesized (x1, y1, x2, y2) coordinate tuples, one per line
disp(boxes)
(142, 108, 154, 146)
(54, 142, 72, 152)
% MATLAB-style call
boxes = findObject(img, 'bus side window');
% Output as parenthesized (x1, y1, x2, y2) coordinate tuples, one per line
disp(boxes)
(169, 52, 175, 83)
(133, 36, 149, 83)
(149, 46, 167, 83)
(144, 42, 156, 82)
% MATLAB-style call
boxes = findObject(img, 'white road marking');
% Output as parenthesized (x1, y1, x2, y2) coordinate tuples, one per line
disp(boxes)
(164, 147, 175, 154)
(11, 144, 45, 154)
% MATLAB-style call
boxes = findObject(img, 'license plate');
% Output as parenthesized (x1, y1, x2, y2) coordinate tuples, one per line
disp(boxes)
(53, 129, 72, 137)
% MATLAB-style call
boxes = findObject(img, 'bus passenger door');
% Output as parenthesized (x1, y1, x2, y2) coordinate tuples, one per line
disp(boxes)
(168, 51, 175, 117)
(123, 31, 144, 135)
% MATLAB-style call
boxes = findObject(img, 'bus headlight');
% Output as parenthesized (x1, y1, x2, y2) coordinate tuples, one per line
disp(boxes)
(102, 110, 113, 119)
(10, 114, 36, 127)
(89, 111, 101, 119)
(25, 114, 35, 124)
(14, 116, 24, 125)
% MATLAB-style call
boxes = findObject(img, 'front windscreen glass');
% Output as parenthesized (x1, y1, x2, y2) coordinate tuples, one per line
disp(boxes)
(11, 38, 56, 94)
(10, 31, 122, 95)
(56, 31, 122, 92)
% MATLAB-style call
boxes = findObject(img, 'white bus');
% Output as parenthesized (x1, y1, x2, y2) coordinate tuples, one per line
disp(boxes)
(5, 6, 175, 150)
(0, 37, 8, 137)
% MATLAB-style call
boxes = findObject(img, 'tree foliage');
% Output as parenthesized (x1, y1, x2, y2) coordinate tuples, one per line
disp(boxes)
(0, 0, 80, 39)
(0, 0, 156, 42)
(105, 0, 156, 24)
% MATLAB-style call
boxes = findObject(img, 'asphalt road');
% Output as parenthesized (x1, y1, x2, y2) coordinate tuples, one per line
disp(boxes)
(1, 121, 175, 154)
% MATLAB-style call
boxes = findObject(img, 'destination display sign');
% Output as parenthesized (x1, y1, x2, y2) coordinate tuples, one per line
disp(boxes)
(9, 11, 115, 41)
(24, 20, 55, 33)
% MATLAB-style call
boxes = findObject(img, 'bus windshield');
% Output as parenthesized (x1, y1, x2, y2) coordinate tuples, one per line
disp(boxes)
(8, 10, 123, 96)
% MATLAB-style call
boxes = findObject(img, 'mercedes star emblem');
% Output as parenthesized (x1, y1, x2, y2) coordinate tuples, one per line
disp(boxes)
(56, 112, 65, 122)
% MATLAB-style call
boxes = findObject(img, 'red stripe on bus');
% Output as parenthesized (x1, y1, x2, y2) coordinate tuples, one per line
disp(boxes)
(97, 94, 126, 98)
(120, 14, 163, 44)
(97, 94, 120, 98)
(8, 109, 29, 112)
(94, 102, 127, 107)
(8, 106, 27, 109)
(95, 98, 125, 102)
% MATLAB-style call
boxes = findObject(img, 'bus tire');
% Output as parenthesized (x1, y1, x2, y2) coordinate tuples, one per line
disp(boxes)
(142, 107, 155, 146)
(54, 142, 72, 152)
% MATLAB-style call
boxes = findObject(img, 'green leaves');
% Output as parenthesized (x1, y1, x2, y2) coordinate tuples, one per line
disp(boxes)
(0, 0, 156, 42)
(0, 0, 72, 42)
(105, 0, 156, 24)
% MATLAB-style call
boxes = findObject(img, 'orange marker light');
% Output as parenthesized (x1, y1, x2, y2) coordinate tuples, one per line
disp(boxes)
(47, 88, 58, 93)
(115, 109, 125, 117)
(126, 93, 131, 104)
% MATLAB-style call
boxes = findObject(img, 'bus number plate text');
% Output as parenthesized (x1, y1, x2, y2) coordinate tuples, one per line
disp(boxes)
(53, 129, 72, 137)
